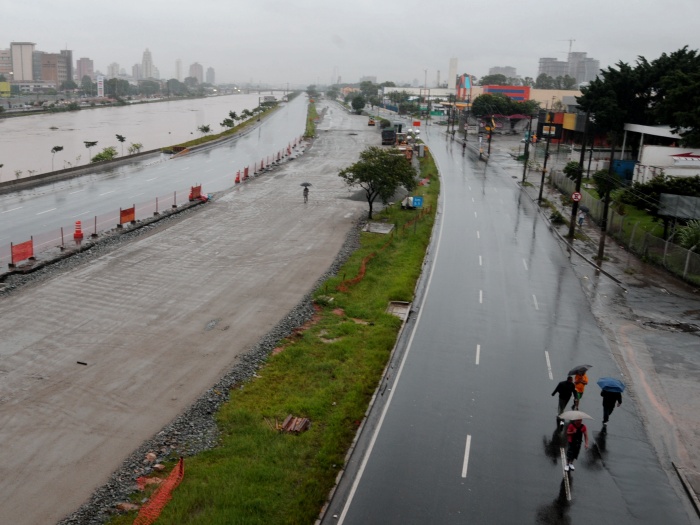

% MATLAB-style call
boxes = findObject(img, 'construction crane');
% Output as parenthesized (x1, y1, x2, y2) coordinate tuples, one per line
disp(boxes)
(558, 39, 576, 58)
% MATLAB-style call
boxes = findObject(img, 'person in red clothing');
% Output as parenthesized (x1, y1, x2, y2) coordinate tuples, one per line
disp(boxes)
(572, 371, 588, 410)
(565, 419, 589, 471)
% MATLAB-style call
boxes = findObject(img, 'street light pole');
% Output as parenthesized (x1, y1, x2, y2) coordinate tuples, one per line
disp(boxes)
(567, 110, 589, 239)
(538, 113, 554, 204)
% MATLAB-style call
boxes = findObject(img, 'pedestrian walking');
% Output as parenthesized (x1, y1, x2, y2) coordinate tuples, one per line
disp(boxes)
(577, 210, 585, 227)
(572, 371, 588, 410)
(552, 377, 576, 422)
(565, 419, 589, 471)
(303, 186, 309, 203)
(601, 389, 622, 425)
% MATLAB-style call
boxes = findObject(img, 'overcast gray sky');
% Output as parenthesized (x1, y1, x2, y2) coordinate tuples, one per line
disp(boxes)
(6, 0, 699, 87)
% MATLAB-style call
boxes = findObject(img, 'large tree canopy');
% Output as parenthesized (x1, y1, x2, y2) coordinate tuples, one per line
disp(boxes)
(577, 47, 700, 147)
(470, 93, 539, 118)
(338, 146, 417, 219)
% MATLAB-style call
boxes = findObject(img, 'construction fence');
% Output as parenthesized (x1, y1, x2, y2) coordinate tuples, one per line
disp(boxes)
(550, 171, 700, 285)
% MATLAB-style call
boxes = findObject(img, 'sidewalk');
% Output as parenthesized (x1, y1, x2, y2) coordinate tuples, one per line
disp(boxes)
(477, 133, 700, 519)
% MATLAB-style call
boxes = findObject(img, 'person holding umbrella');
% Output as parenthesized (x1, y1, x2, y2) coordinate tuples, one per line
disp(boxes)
(597, 377, 625, 425)
(568, 365, 591, 410)
(565, 418, 589, 471)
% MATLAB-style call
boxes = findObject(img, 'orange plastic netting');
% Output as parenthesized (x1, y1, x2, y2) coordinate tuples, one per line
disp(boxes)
(133, 457, 184, 525)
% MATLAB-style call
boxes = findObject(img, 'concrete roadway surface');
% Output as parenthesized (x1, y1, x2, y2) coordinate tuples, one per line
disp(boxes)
(0, 100, 372, 525)
(0, 94, 309, 265)
(322, 125, 696, 524)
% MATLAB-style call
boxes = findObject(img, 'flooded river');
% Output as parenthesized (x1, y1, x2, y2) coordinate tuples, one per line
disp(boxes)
(0, 93, 284, 182)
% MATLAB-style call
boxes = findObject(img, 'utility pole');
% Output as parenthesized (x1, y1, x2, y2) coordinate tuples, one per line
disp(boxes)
(522, 114, 533, 182)
(538, 113, 554, 204)
(597, 140, 617, 263)
(567, 110, 589, 239)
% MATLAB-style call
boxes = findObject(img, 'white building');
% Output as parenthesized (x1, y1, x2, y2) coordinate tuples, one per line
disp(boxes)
(10, 42, 36, 81)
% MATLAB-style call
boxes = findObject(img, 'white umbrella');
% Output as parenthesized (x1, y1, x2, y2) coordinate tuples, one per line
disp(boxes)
(559, 410, 593, 421)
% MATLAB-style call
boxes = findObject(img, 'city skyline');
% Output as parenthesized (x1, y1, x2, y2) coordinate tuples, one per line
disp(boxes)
(3, 0, 699, 86)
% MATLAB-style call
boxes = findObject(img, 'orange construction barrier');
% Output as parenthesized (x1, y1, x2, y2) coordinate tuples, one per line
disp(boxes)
(74, 221, 84, 240)
(133, 458, 185, 525)
(235, 171, 240, 184)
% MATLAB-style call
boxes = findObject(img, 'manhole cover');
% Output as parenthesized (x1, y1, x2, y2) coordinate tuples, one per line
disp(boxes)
(387, 301, 411, 320)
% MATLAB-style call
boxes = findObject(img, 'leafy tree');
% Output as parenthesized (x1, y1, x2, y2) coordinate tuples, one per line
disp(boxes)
(228, 111, 238, 122)
(61, 80, 78, 91)
(522, 76, 535, 87)
(198, 125, 211, 136)
(184, 76, 199, 88)
(471, 93, 538, 118)
(91, 146, 118, 163)
(105, 78, 130, 98)
(338, 146, 417, 219)
(368, 95, 381, 108)
(359, 81, 378, 97)
(139, 80, 161, 96)
(563, 161, 582, 181)
(387, 90, 411, 105)
(0, 74, 6, 82)
(220, 118, 235, 129)
(166, 78, 188, 96)
(80, 75, 95, 96)
(84, 141, 98, 161)
(535, 73, 557, 89)
(351, 94, 367, 114)
(555, 75, 578, 90)
(479, 74, 508, 85)
(51, 146, 63, 171)
(306, 84, 319, 98)
(116, 134, 126, 155)
(326, 87, 340, 100)
(677, 219, 700, 249)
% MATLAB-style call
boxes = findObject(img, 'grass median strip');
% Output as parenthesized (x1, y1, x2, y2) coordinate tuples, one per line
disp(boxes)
(111, 151, 439, 525)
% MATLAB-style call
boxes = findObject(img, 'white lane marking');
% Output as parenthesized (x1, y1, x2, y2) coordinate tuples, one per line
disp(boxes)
(479, 255, 482, 266)
(475, 344, 481, 365)
(545, 351, 554, 380)
(462, 435, 472, 478)
(479, 290, 483, 304)
(523, 259, 528, 271)
(476, 231, 480, 239)
(533, 295, 539, 310)
(72, 211, 92, 218)
(474, 211, 477, 218)
(36, 208, 56, 215)
(472, 197, 475, 202)
(1, 207, 23, 214)
(344, 213, 352, 218)
(99, 191, 114, 196)
(337, 156, 449, 524)
(146, 177, 158, 181)
(68, 189, 85, 195)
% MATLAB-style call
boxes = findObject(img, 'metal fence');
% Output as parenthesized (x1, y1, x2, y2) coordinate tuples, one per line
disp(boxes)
(550, 171, 700, 286)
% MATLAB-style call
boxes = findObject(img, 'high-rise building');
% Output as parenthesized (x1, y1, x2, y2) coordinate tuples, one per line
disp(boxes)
(489, 66, 517, 78)
(39, 53, 68, 84)
(0, 49, 12, 77)
(175, 59, 182, 81)
(76, 57, 94, 81)
(152, 65, 160, 80)
(189, 62, 203, 83)
(107, 63, 120, 79)
(538, 57, 569, 79)
(60, 49, 73, 82)
(10, 42, 36, 81)
(132, 63, 142, 80)
(141, 48, 154, 79)
(448, 58, 458, 89)
(567, 52, 599, 84)
(206, 67, 215, 84)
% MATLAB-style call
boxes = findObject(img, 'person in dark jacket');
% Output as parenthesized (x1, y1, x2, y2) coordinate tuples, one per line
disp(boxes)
(552, 376, 576, 420)
(601, 389, 622, 424)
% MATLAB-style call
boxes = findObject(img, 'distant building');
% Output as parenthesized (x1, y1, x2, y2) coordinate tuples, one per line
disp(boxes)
(10, 42, 36, 81)
(538, 52, 600, 84)
(0, 49, 12, 77)
(76, 57, 94, 81)
(132, 63, 142, 80)
(107, 62, 120, 79)
(175, 59, 182, 81)
(141, 48, 154, 79)
(189, 62, 203, 84)
(60, 49, 73, 82)
(489, 66, 517, 78)
(206, 67, 215, 85)
(448, 58, 458, 89)
(38, 53, 69, 84)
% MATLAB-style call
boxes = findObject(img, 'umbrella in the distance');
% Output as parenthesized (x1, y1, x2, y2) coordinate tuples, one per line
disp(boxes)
(568, 364, 592, 376)
(300, 182, 312, 187)
(559, 410, 593, 421)
(597, 377, 626, 393)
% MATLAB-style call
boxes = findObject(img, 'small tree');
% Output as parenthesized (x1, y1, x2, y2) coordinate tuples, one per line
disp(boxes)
(563, 161, 582, 182)
(351, 94, 367, 114)
(51, 146, 64, 171)
(84, 141, 98, 162)
(128, 143, 143, 155)
(678, 219, 700, 249)
(338, 146, 417, 219)
(198, 125, 211, 136)
(91, 146, 118, 163)
(116, 134, 126, 155)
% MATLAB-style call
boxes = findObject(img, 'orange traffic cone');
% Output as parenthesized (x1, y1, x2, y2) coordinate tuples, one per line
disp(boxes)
(235, 171, 240, 184)
(74, 220, 84, 240)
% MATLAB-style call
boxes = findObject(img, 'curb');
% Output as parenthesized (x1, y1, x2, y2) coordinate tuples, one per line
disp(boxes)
(673, 462, 700, 520)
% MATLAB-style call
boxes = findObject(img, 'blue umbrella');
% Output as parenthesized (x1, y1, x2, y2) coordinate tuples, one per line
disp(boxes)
(597, 377, 626, 393)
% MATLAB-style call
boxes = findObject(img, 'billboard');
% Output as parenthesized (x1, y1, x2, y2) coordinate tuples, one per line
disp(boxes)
(97, 75, 104, 97)
(456, 74, 471, 101)
(0, 81, 10, 98)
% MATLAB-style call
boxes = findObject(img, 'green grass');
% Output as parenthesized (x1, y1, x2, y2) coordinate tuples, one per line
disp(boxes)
(305, 102, 318, 138)
(109, 151, 440, 525)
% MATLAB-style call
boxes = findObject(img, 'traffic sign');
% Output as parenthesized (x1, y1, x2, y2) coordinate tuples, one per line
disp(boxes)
(572, 192, 582, 202)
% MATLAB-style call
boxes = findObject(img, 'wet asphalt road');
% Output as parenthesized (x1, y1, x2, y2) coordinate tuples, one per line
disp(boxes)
(324, 125, 693, 524)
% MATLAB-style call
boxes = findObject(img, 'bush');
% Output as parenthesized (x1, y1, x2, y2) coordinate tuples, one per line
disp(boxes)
(91, 146, 118, 163)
